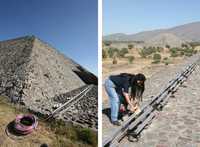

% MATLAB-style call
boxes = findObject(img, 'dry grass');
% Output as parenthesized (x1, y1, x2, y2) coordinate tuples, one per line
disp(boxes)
(0, 97, 97, 147)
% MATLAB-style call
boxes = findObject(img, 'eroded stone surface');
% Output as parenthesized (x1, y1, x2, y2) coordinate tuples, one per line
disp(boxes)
(119, 57, 200, 146)
(103, 55, 200, 146)
(0, 36, 98, 130)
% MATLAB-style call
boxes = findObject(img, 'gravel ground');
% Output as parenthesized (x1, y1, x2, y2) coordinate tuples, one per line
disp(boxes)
(59, 85, 98, 130)
(102, 55, 200, 146)
(120, 59, 200, 147)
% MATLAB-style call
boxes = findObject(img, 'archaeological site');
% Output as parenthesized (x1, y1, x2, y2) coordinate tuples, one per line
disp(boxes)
(0, 35, 98, 130)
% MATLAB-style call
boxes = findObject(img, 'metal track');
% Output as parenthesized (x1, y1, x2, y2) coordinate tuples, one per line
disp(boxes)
(103, 58, 200, 147)
(45, 85, 92, 120)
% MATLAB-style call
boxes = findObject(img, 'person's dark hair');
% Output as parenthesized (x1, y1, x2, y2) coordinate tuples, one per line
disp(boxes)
(40, 144, 48, 147)
(130, 73, 146, 102)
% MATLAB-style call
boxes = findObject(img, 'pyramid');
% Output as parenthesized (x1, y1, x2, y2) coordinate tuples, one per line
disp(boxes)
(0, 36, 98, 129)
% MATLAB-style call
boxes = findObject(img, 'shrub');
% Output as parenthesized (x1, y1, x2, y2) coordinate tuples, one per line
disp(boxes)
(107, 48, 119, 58)
(104, 41, 111, 46)
(180, 51, 184, 56)
(102, 49, 107, 59)
(139, 46, 157, 58)
(163, 57, 168, 60)
(153, 53, 161, 61)
(139, 49, 147, 58)
(127, 56, 134, 64)
(128, 44, 134, 49)
(181, 43, 188, 48)
(162, 57, 171, 65)
(77, 128, 97, 145)
(170, 48, 178, 57)
(119, 48, 128, 58)
(184, 48, 195, 57)
(185, 52, 193, 57)
(112, 56, 118, 64)
(165, 44, 170, 49)
(164, 61, 169, 65)
(152, 53, 161, 64)
(156, 47, 163, 52)
(152, 60, 160, 64)
(50, 120, 97, 147)
(171, 52, 178, 57)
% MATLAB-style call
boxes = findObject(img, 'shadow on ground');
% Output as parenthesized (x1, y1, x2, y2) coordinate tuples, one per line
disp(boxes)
(102, 108, 111, 121)
(5, 121, 29, 141)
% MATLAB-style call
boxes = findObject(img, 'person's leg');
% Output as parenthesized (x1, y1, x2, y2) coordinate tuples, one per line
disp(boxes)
(118, 94, 126, 120)
(105, 78, 120, 122)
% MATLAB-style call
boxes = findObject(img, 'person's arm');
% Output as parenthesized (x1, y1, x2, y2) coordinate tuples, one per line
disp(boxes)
(123, 92, 135, 110)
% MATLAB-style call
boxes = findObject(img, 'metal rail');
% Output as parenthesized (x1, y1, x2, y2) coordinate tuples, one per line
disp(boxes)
(45, 85, 92, 120)
(103, 58, 200, 147)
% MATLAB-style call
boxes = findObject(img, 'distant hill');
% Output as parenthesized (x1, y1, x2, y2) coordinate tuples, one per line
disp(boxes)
(104, 21, 200, 47)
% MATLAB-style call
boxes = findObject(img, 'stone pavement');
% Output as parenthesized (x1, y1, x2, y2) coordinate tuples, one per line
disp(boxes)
(119, 62, 200, 147)
(102, 55, 200, 147)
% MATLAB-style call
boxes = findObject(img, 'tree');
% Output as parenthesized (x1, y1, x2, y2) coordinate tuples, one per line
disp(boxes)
(127, 56, 134, 64)
(165, 44, 170, 49)
(139, 48, 147, 58)
(107, 48, 119, 58)
(180, 51, 184, 56)
(139, 46, 156, 58)
(181, 43, 188, 48)
(152, 53, 161, 64)
(104, 41, 111, 46)
(170, 48, 178, 57)
(112, 56, 118, 64)
(128, 44, 134, 50)
(162, 57, 170, 65)
(102, 49, 107, 59)
(153, 53, 161, 60)
(156, 47, 163, 52)
(119, 48, 128, 58)
(184, 48, 194, 57)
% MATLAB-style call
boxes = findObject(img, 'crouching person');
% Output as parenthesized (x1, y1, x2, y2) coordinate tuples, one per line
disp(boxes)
(105, 73, 146, 126)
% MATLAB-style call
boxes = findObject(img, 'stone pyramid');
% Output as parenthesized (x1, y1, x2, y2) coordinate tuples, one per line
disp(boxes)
(0, 35, 97, 108)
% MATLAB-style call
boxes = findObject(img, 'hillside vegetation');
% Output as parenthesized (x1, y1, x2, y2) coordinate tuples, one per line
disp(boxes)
(0, 96, 97, 147)
(103, 41, 199, 65)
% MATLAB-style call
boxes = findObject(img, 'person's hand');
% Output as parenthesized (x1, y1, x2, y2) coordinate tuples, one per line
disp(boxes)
(135, 106, 141, 114)
(133, 99, 138, 106)
(129, 104, 137, 112)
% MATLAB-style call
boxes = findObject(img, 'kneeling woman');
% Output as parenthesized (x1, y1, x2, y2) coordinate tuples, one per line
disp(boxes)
(105, 73, 146, 126)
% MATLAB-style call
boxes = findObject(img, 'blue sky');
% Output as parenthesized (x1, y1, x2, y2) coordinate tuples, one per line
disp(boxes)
(103, 0, 200, 35)
(0, 0, 98, 75)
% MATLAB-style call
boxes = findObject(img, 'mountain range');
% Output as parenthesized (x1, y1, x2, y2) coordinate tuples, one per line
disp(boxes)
(104, 21, 200, 47)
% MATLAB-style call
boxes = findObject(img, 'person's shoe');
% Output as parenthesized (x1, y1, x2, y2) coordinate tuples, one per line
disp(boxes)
(111, 120, 121, 126)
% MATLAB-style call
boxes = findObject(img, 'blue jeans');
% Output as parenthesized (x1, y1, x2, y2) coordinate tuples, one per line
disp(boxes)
(105, 78, 120, 122)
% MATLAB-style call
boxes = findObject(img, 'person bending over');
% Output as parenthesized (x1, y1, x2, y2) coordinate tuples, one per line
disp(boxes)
(104, 73, 146, 126)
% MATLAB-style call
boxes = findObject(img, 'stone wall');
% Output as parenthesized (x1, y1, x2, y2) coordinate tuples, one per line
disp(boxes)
(0, 36, 33, 102)
(0, 36, 98, 129)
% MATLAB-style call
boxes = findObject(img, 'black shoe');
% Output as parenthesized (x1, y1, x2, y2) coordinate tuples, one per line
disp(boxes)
(111, 120, 121, 126)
